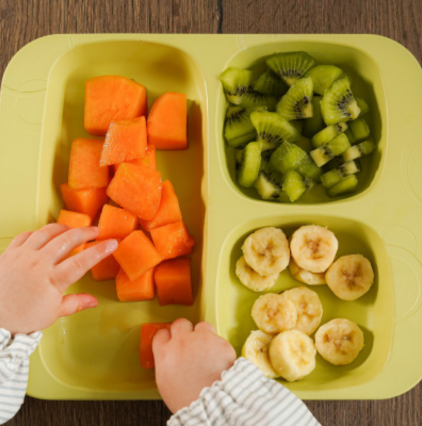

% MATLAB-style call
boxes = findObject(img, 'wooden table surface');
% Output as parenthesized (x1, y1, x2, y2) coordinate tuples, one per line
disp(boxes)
(2, 0, 422, 425)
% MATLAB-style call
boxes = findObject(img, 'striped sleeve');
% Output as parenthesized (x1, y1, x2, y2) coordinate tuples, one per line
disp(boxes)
(0, 328, 42, 425)
(168, 357, 320, 426)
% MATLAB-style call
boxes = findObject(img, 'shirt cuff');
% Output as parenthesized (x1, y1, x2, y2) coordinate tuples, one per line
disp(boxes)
(168, 357, 320, 426)
(0, 328, 42, 380)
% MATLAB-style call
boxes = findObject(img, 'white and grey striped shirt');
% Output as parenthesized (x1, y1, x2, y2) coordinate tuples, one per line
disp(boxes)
(169, 357, 320, 426)
(0, 330, 319, 425)
(0, 328, 42, 425)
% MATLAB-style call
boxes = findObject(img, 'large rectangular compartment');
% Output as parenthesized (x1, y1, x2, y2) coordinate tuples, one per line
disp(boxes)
(37, 40, 207, 394)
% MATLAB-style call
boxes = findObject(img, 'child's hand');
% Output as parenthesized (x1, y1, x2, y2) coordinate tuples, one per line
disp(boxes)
(153, 318, 237, 413)
(0, 224, 118, 335)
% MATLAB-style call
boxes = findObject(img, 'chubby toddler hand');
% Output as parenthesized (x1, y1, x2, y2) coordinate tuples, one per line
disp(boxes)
(0, 224, 118, 335)
(153, 318, 237, 413)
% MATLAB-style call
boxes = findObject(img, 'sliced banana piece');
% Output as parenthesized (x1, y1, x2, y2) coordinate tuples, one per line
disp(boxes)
(242, 330, 279, 379)
(252, 293, 297, 335)
(290, 225, 338, 273)
(243, 227, 290, 276)
(325, 254, 374, 301)
(281, 287, 323, 335)
(289, 258, 326, 285)
(315, 318, 364, 365)
(269, 329, 316, 381)
(236, 256, 279, 292)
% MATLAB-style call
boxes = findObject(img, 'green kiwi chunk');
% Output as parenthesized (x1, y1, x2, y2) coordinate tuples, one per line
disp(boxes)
(270, 142, 308, 174)
(311, 122, 348, 148)
(356, 97, 369, 116)
(340, 160, 360, 175)
(305, 65, 344, 95)
(327, 175, 358, 197)
(238, 89, 272, 108)
(237, 141, 262, 187)
(347, 117, 370, 144)
(254, 160, 283, 200)
(297, 155, 323, 181)
(250, 111, 300, 150)
(224, 105, 267, 148)
(320, 160, 360, 187)
(303, 96, 323, 138)
(343, 140, 376, 162)
(220, 68, 252, 105)
(253, 68, 288, 96)
(266, 51, 316, 86)
(321, 78, 360, 125)
(277, 78, 314, 120)
(224, 105, 266, 148)
(310, 133, 351, 167)
(283, 170, 314, 202)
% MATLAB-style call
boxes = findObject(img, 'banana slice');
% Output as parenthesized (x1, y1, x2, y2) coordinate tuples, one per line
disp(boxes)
(315, 318, 364, 365)
(289, 258, 326, 285)
(269, 330, 316, 381)
(281, 287, 323, 335)
(236, 256, 279, 292)
(251, 293, 297, 335)
(242, 330, 279, 379)
(325, 254, 374, 301)
(290, 225, 338, 273)
(242, 227, 290, 276)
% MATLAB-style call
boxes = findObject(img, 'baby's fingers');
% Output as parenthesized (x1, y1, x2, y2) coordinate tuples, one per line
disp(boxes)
(53, 239, 118, 291)
(194, 322, 216, 334)
(42, 227, 99, 263)
(59, 293, 98, 317)
(7, 231, 33, 248)
(23, 223, 69, 250)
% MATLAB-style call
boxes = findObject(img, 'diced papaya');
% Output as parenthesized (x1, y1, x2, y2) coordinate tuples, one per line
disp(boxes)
(97, 205, 138, 240)
(150, 221, 194, 260)
(57, 210, 92, 254)
(57, 209, 92, 228)
(100, 116, 147, 167)
(140, 180, 182, 231)
(85, 241, 120, 281)
(113, 230, 162, 281)
(147, 92, 188, 150)
(68, 138, 109, 190)
(107, 163, 162, 220)
(60, 183, 108, 220)
(84, 76, 147, 136)
(140, 323, 171, 369)
(116, 268, 155, 302)
(112, 145, 157, 173)
(154, 258, 193, 306)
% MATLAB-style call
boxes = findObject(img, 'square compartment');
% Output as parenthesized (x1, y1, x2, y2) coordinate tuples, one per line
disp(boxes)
(215, 215, 394, 398)
(35, 40, 208, 393)
(217, 41, 387, 204)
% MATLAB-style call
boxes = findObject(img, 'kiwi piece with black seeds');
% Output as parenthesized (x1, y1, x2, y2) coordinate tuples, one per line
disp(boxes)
(266, 51, 316, 86)
(277, 78, 314, 120)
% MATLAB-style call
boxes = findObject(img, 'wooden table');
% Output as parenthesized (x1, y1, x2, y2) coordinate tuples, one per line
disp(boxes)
(2, 0, 422, 424)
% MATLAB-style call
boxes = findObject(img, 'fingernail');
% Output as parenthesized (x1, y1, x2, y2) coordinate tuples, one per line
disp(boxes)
(105, 239, 119, 253)
(87, 299, 98, 309)
(91, 226, 100, 233)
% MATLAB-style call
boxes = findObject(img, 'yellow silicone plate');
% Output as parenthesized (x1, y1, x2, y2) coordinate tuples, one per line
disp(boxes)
(0, 34, 422, 400)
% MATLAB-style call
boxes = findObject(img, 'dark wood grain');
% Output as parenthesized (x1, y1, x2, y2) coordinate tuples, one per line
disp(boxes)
(1, 0, 422, 425)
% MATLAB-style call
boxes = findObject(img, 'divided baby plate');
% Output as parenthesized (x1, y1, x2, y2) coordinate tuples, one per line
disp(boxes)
(1, 34, 422, 400)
